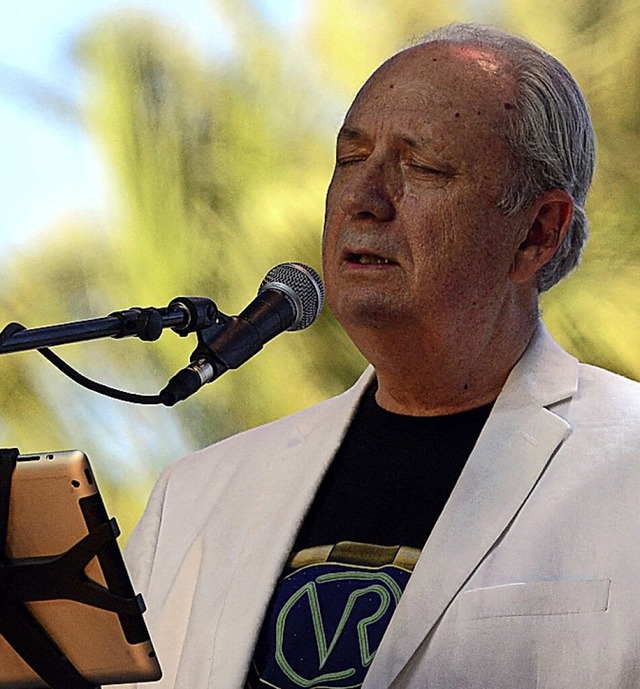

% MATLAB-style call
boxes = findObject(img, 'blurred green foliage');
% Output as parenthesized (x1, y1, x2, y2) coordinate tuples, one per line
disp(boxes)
(1, 0, 638, 539)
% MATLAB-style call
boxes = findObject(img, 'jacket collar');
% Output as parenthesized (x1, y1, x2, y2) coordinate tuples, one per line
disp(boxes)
(364, 325, 578, 688)
(188, 372, 373, 688)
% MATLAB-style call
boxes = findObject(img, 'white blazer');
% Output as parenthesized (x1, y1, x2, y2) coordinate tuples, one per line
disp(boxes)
(115, 326, 640, 689)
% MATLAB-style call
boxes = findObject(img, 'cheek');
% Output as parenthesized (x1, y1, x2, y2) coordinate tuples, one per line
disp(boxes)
(453, 223, 521, 295)
(321, 213, 339, 263)
(408, 198, 517, 293)
(322, 177, 342, 238)
(404, 195, 465, 267)
(321, 207, 345, 287)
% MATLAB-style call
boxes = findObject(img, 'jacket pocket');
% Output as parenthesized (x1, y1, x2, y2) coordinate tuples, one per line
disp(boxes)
(459, 578, 611, 619)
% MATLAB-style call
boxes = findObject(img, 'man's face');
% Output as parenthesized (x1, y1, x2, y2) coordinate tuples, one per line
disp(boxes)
(322, 43, 530, 343)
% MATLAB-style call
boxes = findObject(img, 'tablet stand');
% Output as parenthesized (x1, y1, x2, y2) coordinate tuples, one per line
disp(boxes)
(0, 448, 146, 689)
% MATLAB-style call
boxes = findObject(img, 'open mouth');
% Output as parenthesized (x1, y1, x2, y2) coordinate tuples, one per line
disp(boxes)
(347, 252, 396, 265)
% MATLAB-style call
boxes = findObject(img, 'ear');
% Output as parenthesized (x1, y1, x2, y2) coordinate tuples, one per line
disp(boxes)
(509, 189, 574, 284)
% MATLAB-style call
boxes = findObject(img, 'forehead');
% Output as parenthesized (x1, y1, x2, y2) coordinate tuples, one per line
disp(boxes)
(343, 43, 516, 162)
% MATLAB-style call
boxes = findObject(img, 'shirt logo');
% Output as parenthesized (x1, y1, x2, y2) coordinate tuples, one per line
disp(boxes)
(251, 562, 410, 689)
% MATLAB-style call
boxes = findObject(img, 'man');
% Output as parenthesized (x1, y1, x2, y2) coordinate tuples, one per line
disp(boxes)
(118, 23, 640, 689)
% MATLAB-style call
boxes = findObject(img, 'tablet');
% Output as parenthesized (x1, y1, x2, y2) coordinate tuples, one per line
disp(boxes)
(0, 450, 162, 688)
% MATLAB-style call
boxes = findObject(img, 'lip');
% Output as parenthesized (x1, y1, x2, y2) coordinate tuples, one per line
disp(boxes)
(340, 245, 401, 268)
(346, 252, 397, 266)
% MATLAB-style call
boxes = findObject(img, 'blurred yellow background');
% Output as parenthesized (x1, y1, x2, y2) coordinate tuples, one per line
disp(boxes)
(1, 0, 639, 541)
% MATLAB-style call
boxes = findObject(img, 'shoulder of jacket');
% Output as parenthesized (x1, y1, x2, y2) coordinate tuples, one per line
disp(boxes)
(164, 367, 373, 476)
(572, 361, 640, 426)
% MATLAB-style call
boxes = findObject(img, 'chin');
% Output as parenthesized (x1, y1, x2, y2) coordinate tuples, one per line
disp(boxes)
(332, 296, 409, 331)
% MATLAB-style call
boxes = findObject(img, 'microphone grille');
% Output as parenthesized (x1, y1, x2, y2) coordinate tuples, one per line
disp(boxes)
(259, 262, 325, 331)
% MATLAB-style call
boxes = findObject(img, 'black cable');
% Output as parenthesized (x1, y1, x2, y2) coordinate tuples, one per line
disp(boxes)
(1, 322, 164, 406)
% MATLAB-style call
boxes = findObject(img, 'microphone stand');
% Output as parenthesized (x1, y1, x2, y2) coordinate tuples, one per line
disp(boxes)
(0, 296, 220, 354)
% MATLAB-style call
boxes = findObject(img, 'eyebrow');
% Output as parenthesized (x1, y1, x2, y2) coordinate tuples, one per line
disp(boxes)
(399, 132, 445, 152)
(336, 125, 367, 143)
(399, 134, 421, 150)
(337, 126, 432, 150)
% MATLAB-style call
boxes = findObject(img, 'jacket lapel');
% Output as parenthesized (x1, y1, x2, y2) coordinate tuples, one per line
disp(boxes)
(364, 327, 578, 689)
(204, 373, 374, 689)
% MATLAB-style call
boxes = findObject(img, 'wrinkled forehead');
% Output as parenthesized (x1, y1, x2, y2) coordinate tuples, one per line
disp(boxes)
(346, 42, 517, 124)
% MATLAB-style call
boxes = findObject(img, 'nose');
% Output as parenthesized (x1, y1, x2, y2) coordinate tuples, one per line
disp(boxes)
(338, 160, 398, 222)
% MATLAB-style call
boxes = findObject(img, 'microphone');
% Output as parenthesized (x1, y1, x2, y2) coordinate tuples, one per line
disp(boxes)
(160, 262, 324, 406)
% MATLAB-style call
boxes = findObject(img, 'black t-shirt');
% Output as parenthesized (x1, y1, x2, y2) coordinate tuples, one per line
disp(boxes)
(246, 383, 492, 689)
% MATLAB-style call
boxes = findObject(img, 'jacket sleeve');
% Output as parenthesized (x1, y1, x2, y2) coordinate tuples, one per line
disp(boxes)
(102, 465, 173, 689)
(124, 464, 173, 595)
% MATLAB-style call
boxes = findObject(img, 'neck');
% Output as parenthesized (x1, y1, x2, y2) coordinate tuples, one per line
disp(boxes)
(351, 308, 540, 417)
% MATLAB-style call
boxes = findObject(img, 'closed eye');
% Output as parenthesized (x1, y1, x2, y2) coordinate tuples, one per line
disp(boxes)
(406, 161, 445, 175)
(336, 155, 368, 167)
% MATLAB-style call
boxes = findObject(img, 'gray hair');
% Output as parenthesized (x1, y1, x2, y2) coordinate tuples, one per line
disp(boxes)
(416, 23, 596, 292)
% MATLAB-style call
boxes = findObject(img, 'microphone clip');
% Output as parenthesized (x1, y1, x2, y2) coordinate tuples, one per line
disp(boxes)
(158, 315, 233, 407)
(166, 296, 220, 336)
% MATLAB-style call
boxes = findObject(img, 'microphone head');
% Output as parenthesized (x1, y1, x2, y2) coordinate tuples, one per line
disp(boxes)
(258, 262, 325, 331)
